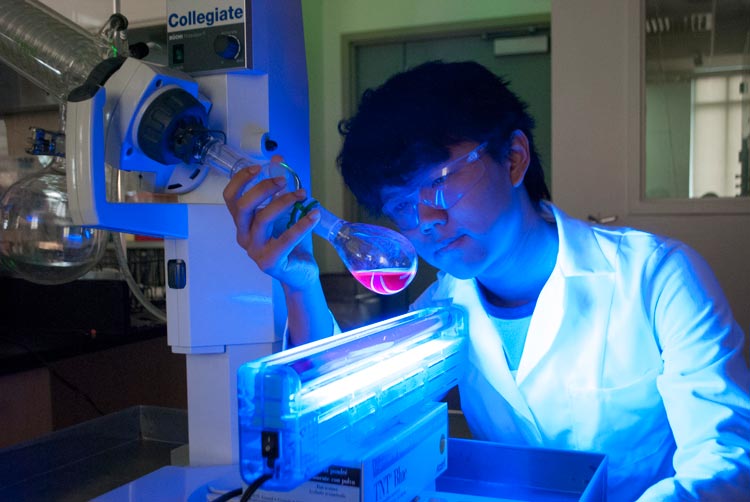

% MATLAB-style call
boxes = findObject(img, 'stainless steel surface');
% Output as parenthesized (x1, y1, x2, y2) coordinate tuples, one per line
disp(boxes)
(0, 406, 187, 502)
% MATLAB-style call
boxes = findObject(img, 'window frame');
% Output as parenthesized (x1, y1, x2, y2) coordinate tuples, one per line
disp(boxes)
(627, 0, 750, 215)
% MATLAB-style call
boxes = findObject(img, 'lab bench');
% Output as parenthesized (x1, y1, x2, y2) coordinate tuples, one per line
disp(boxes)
(0, 275, 185, 449)
(0, 406, 188, 501)
(0, 405, 605, 502)
(78, 412, 604, 502)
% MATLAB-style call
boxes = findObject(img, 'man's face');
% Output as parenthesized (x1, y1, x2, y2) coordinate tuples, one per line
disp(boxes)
(380, 141, 528, 280)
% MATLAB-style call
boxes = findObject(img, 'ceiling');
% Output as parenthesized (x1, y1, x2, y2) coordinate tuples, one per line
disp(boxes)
(645, 0, 750, 73)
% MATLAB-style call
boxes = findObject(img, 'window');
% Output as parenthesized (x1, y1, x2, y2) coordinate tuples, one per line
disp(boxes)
(691, 74, 749, 198)
(639, 0, 750, 211)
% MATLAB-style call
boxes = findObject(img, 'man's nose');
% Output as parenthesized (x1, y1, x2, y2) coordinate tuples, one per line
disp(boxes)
(416, 203, 447, 233)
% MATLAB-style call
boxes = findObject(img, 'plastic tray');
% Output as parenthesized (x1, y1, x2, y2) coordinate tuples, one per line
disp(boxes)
(431, 438, 607, 502)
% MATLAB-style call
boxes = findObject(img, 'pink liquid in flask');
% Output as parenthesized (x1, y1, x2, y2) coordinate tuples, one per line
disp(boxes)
(351, 268, 415, 295)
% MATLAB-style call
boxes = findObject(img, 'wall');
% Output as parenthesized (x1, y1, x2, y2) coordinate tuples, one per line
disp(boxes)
(645, 81, 691, 199)
(552, 0, 750, 347)
(300, 0, 552, 272)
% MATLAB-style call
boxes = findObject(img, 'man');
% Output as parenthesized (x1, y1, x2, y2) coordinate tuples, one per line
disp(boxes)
(224, 60, 750, 501)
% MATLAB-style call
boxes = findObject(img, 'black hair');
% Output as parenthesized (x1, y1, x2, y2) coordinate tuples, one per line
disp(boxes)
(337, 60, 550, 215)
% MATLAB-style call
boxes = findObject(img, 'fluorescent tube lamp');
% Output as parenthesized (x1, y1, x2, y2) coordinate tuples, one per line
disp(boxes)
(493, 34, 549, 56)
(237, 306, 467, 490)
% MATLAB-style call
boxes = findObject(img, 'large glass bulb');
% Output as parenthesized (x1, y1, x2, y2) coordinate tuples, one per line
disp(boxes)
(0, 164, 107, 284)
(313, 208, 416, 295)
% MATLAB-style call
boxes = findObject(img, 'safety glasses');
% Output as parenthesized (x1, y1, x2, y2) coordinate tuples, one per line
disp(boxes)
(382, 142, 488, 231)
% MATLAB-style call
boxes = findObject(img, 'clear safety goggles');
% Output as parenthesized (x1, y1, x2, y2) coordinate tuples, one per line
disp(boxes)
(382, 142, 488, 231)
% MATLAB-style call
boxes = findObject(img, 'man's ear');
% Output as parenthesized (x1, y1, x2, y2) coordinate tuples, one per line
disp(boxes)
(508, 130, 531, 187)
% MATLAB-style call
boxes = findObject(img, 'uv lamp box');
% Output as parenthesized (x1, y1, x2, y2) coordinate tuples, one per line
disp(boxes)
(249, 401, 449, 502)
(237, 306, 467, 490)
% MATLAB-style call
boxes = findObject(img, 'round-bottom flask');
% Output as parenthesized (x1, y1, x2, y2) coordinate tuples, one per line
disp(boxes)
(0, 164, 108, 284)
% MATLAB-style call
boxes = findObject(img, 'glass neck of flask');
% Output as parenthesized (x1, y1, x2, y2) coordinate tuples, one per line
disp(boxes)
(312, 206, 345, 243)
(199, 137, 256, 177)
(189, 135, 345, 242)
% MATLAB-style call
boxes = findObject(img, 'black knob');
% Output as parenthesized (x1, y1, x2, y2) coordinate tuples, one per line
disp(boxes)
(213, 35, 241, 60)
(129, 42, 150, 60)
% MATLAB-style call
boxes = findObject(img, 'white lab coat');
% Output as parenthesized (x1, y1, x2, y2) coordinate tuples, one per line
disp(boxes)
(412, 202, 750, 502)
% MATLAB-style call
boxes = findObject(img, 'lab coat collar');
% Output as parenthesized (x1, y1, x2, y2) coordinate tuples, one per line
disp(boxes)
(515, 202, 616, 382)
(541, 201, 615, 277)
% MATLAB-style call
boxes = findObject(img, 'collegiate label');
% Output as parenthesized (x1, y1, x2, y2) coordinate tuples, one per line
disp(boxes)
(168, 6, 243, 29)
(166, 1, 245, 32)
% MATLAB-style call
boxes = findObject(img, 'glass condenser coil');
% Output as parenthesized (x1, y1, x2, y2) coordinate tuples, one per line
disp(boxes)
(237, 305, 467, 490)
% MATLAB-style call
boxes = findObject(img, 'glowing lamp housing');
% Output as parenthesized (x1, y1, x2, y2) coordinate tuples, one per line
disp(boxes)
(237, 306, 467, 490)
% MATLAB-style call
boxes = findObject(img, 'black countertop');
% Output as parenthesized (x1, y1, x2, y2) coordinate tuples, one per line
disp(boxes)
(0, 321, 167, 376)
(0, 276, 167, 375)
